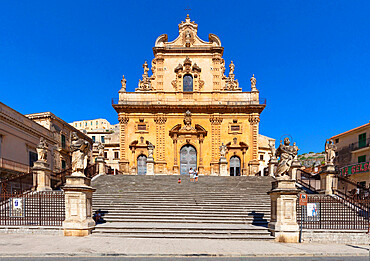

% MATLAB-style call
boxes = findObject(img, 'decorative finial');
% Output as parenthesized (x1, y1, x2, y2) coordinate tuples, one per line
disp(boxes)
(186, 14, 190, 22)
(250, 74, 257, 91)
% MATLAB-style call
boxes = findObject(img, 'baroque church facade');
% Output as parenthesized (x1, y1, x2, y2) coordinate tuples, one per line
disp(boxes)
(113, 15, 267, 176)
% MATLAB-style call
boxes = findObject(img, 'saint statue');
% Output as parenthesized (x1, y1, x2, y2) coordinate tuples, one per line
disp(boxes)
(36, 137, 48, 162)
(184, 110, 192, 127)
(325, 139, 337, 165)
(269, 141, 276, 160)
(143, 61, 149, 77)
(120, 75, 126, 92)
(148, 143, 154, 158)
(219, 143, 227, 158)
(98, 142, 104, 157)
(275, 137, 298, 177)
(70, 132, 89, 174)
(229, 61, 235, 75)
(250, 74, 257, 89)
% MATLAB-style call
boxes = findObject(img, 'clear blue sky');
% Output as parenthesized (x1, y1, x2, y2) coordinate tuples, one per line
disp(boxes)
(1, 1, 369, 154)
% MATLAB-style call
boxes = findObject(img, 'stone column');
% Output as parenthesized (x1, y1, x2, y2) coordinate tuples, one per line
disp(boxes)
(248, 114, 260, 175)
(198, 136, 204, 174)
(147, 156, 154, 175)
(118, 114, 129, 174)
(268, 176, 300, 243)
(172, 136, 179, 175)
(319, 164, 337, 195)
(268, 158, 278, 176)
(219, 157, 228, 176)
(33, 160, 52, 191)
(96, 156, 106, 175)
(289, 159, 301, 180)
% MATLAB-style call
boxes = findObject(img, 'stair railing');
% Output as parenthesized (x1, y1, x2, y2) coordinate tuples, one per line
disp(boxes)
(296, 169, 320, 192)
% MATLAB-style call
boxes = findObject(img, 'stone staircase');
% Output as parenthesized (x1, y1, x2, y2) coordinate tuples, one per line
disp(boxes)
(91, 175, 274, 240)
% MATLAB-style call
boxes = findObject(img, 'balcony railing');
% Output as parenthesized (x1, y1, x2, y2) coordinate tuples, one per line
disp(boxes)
(0, 158, 31, 174)
(349, 138, 370, 151)
(112, 97, 266, 106)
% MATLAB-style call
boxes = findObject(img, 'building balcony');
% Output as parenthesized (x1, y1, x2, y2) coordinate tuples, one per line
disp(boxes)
(0, 158, 31, 175)
(349, 138, 370, 152)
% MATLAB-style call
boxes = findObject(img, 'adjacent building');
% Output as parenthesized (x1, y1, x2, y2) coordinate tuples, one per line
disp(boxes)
(112, 15, 269, 176)
(331, 121, 370, 186)
(0, 102, 92, 186)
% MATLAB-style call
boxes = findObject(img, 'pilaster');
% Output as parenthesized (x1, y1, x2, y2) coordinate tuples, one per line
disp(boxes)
(118, 114, 129, 174)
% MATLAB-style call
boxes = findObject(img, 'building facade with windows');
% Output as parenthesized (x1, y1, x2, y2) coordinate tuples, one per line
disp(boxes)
(331, 121, 370, 186)
(113, 16, 268, 176)
(25, 112, 93, 172)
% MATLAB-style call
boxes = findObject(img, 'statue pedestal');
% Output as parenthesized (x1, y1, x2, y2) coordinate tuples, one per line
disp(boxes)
(96, 157, 106, 175)
(147, 157, 154, 175)
(172, 165, 179, 175)
(62, 175, 96, 237)
(210, 162, 219, 176)
(119, 160, 130, 175)
(248, 160, 260, 176)
(289, 160, 301, 180)
(319, 164, 337, 195)
(33, 161, 52, 191)
(268, 176, 300, 243)
(219, 157, 228, 176)
(268, 158, 278, 176)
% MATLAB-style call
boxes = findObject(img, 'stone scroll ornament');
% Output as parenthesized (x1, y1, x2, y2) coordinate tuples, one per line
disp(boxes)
(325, 139, 337, 165)
(36, 137, 48, 162)
(275, 137, 299, 177)
(70, 132, 90, 174)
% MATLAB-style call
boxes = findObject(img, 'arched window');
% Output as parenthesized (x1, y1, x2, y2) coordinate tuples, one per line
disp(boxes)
(183, 74, 193, 92)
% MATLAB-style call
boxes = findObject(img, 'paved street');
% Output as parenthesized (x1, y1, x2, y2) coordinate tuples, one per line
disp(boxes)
(0, 234, 368, 258)
(0, 257, 369, 261)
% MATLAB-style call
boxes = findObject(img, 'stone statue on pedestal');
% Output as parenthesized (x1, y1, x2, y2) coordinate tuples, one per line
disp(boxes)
(120, 75, 126, 92)
(36, 137, 48, 162)
(275, 138, 298, 177)
(219, 143, 227, 158)
(97, 142, 104, 157)
(325, 139, 337, 165)
(148, 143, 154, 158)
(71, 132, 89, 174)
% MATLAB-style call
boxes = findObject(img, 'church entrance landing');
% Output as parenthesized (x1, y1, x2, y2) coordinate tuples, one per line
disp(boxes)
(180, 145, 197, 175)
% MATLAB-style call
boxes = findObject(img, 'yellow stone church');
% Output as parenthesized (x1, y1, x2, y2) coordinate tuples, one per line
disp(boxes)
(113, 15, 267, 176)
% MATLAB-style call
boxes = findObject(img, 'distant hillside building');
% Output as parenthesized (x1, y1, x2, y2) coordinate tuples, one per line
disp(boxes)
(331, 121, 370, 186)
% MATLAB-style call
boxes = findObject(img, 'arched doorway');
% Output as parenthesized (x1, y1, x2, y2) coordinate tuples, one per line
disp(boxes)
(180, 145, 197, 175)
(137, 155, 147, 175)
(230, 156, 241, 176)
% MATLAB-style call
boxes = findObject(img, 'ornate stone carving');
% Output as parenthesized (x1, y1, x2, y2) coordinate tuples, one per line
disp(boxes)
(154, 115, 167, 124)
(36, 137, 48, 162)
(137, 61, 153, 91)
(172, 57, 203, 91)
(120, 75, 126, 92)
(209, 115, 223, 125)
(248, 115, 260, 125)
(70, 132, 89, 175)
(118, 115, 129, 124)
(250, 74, 257, 91)
(275, 138, 299, 177)
(224, 61, 241, 91)
(325, 139, 337, 165)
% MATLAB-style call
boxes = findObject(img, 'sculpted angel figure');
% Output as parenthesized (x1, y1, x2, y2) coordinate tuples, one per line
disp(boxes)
(275, 138, 298, 177)
(325, 139, 337, 165)
(148, 143, 154, 158)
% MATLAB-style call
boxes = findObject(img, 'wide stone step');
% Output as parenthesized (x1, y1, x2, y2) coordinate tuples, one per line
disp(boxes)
(92, 210, 270, 215)
(97, 218, 268, 224)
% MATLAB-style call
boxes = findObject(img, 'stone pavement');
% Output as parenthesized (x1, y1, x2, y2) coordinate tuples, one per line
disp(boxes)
(0, 234, 369, 257)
